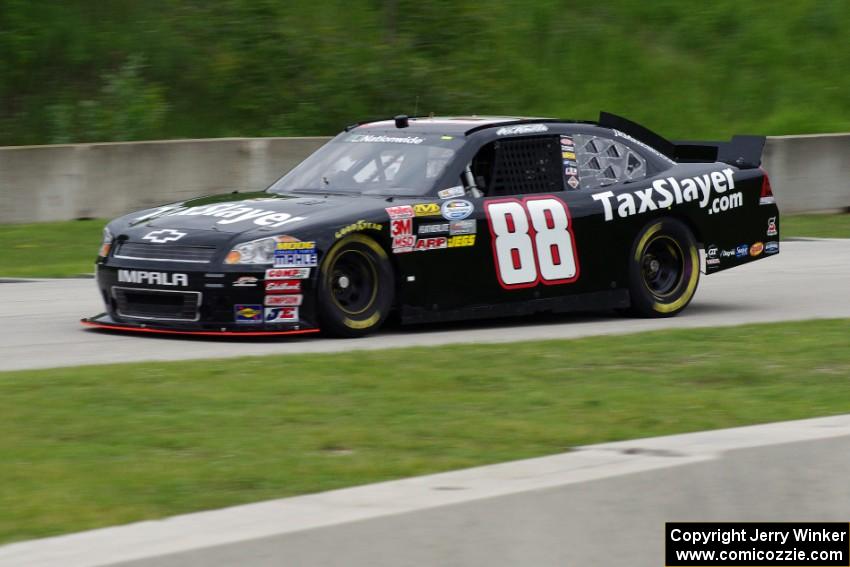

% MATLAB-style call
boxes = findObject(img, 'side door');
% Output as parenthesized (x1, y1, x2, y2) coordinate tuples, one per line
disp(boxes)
(412, 131, 586, 311)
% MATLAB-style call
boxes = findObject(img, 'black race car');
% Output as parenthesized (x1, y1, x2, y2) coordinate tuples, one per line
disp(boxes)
(83, 112, 779, 337)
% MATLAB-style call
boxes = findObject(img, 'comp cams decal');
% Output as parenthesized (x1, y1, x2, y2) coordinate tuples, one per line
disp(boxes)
(592, 168, 739, 222)
(266, 268, 310, 280)
(118, 270, 188, 287)
(134, 202, 305, 228)
(485, 196, 579, 289)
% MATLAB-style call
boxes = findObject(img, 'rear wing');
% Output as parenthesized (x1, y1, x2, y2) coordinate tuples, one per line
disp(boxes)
(598, 112, 766, 169)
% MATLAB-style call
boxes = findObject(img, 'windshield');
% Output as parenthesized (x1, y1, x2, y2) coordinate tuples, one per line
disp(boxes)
(267, 132, 462, 197)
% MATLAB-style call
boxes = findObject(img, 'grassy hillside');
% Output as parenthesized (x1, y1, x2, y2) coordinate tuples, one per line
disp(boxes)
(1, 0, 849, 145)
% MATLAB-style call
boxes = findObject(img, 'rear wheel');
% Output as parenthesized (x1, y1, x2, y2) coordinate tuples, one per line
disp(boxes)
(627, 218, 699, 317)
(318, 234, 394, 337)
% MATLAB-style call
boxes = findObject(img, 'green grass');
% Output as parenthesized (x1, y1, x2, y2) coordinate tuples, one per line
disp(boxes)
(1, 319, 849, 543)
(781, 213, 850, 240)
(2, 214, 848, 279)
(0, 219, 103, 278)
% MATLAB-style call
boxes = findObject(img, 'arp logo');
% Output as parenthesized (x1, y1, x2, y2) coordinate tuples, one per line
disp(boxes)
(142, 229, 186, 243)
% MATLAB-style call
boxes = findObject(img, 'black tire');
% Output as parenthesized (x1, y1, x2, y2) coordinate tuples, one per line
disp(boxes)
(317, 234, 394, 337)
(627, 218, 700, 318)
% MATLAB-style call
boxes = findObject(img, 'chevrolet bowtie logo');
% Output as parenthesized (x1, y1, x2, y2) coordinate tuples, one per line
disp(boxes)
(142, 229, 187, 243)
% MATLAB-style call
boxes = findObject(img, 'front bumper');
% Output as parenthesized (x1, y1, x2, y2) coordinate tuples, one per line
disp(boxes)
(81, 313, 320, 336)
(86, 262, 320, 334)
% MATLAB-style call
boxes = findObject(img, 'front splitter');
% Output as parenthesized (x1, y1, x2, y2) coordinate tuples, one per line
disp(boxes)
(81, 313, 321, 337)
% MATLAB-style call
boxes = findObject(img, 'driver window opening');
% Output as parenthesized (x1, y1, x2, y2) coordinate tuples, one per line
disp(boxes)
(464, 136, 564, 197)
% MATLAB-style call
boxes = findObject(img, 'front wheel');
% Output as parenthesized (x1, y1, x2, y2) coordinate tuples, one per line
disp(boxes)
(317, 234, 394, 337)
(627, 218, 699, 317)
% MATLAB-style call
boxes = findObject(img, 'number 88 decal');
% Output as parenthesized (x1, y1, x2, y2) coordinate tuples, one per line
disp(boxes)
(485, 196, 580, 289)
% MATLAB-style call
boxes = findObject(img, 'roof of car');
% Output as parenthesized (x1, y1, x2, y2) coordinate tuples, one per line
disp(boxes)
(349, 116, 559, 135)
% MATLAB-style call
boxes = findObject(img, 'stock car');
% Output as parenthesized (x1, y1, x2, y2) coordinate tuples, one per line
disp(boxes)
(82, 112, 780, 337)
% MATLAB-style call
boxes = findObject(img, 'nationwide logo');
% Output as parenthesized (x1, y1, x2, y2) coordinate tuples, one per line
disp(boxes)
(118, 270, 188, 287)
(142, 229, 186, 243)
(592, 168, 739, 222)
(441, 199, 474, 221)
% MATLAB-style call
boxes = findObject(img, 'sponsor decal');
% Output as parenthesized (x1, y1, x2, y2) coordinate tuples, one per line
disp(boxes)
(496, 124, 549, 136)
(232, 276, 258, 287)
(706, 258, 720, 266)
(386, 205, 415, 220)
(415, 236, 447, 251)
(750, 242, 764, 257)
(235, 304, 263, 324)
(274, 252, 317, 267)
(719, 248, 737, 258)
(264, 306, 299, 323)
(736, 244, 749, 258)
(276, 241, 316, 250)
(391, 216, 415, 253)
(133, 203, 305, 229)
(765, 241, 779, 255)
(265, 294, 302, 307)
(268, 281, 300, 294)
(441, 199, 474, 221)
(438, 186, 466, 199)
(118, 270, 188, 287)
(612, 129, 676, 164)
(414, 203, 442, 217)
(419, 223, 449, 235)
(265, 267, 310, 280)
(564, 166, 578, 176)
(706, 244, 719, 259)
(335, 220, 383, 240)
(449, 219, 476, 235)
(447, 234, 476, 248)
(567, 176, 580, 189)
(562, 151, 576, 160)
(142, 229, 186, 243)
(274, 241, 317, 268)
(592, 168, 739, 222)
(266, 280, 301, 293)
(759, 195, 776, 205)
(346, 134, 424, 144)
(767, 216, 778, 236)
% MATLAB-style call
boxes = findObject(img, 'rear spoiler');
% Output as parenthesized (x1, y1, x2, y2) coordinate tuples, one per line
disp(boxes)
(598, 112, 766, 169)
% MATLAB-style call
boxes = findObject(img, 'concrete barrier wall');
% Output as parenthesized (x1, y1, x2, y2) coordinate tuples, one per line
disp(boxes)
(1, 133, 848, 224)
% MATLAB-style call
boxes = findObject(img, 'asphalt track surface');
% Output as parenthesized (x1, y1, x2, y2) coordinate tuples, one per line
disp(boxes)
(1, 239, 848, 372)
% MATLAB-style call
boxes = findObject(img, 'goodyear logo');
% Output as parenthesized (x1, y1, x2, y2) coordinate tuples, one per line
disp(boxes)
(414, 203, 441, 217)
(447, 235, 476, 248)
(276, 241, 316, 250)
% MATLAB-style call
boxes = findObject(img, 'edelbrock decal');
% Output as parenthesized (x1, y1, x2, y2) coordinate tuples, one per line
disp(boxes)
(118, 270, 188, 287)
(134, 202, 305, 228)
(592, 168, 739, 222)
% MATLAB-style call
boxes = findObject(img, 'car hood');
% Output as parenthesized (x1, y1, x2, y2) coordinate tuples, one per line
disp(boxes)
(122, 192, 357, 235)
